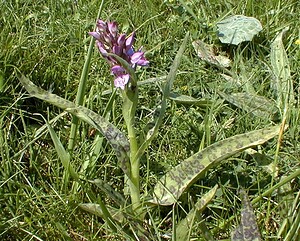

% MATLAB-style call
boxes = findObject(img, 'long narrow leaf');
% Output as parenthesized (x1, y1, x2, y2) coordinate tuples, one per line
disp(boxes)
(91, 179, 126, 207)
(46, 122, 79, 181)
(270, 27, 294, 115)
(152, 125, 282, 205)
(176, 185, 218, 241)
(231, 189, 262, 241)
(68, 0, 105, 151)
(19, 75, 131, 175)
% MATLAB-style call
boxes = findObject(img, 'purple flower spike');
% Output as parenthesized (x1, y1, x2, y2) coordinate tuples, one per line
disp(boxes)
(90, 19, 149, 89)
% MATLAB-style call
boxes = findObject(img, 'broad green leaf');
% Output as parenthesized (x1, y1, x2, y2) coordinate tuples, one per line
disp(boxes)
(270, 27, 294, 114)
(192, 40, 231, 67)
(219, 92, 278, 118)
(231, 189, 262, 241)
(217, 15, 262, 45)
(152, 125, 282, 205)
(169, 92, 211, 107)
(19, 75, 130, 175)
(176, 185, 218, 241)
(46, 122, 79, 181)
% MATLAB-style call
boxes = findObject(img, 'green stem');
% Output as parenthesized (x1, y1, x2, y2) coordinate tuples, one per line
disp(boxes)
(122, 85, 140, 213)
(67, 0, 104, 152)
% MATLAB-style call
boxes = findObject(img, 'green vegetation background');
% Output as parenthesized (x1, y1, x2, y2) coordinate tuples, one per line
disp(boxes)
(1, 0, 299, 240)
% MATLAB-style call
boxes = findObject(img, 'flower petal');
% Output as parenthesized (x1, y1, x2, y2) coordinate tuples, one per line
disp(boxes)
(131, 52, 144, 64)
(125, 32, 135, 51)
(131, 51, 149, 66)
(117, 34, 126, 47)
(112, 45, 122, 56)
(111, 65, 126, 76)
(114, 74, 130, 89)
(96, 19, 107, 32)
(108, 21, 118, 37)
(97, 42, 108, 56)
(89, 32, 101, 40)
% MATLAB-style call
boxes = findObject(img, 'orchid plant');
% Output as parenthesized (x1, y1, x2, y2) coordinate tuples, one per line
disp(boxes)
(18, 15, 292, 240)
(88, 19, 150, 213)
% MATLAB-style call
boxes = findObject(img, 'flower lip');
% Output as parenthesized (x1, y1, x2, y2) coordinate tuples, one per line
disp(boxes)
(131, 51, 149, 66)
(114, 74, 130, 90)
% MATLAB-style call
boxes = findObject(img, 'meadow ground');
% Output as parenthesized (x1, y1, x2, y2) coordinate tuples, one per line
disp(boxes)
(1, 0, 300, 240)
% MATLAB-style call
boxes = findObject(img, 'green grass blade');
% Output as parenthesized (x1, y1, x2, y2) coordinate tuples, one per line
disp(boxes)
(176, 185, 218, 241)
(282, 190, 300, 241)
(67, 0, 105, 152)
(231, 189, 262, 241)
(270, 27, 294, 117)
(152, 125, 282, 205)
(45, 121, 79, 181)
(19, 75, 131, 175)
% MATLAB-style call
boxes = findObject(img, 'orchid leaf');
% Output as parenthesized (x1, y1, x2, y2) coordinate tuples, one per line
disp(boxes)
(217, 15, 262, 45)
(80, 203, 125, 222)
(19, 75, 131, 175)
(169, 92, 211, 107)
(152, 125, 282, 205)
(80, 203, 153, 240)
(231, 189, 262, 241)
(176, 185, 218, 241)
(270, 27, 294, 114)
(91, 179, 126, 207)
(219, 92, 278, 118)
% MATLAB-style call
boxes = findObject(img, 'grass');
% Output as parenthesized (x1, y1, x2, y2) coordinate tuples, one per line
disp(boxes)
(1, 0, 300, 240)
